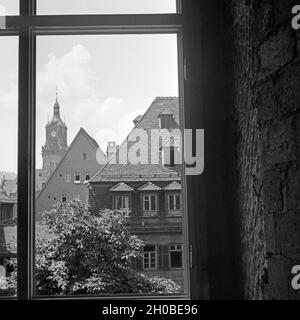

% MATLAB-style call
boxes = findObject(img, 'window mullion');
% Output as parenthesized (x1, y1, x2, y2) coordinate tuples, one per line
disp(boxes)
(17, 0, 35, 300)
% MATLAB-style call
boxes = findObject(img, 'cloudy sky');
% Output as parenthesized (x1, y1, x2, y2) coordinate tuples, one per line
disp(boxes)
(0, 12, 178, 174)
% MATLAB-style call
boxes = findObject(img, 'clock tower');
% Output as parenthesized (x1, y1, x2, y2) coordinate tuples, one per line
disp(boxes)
(42, 95, 68, 178)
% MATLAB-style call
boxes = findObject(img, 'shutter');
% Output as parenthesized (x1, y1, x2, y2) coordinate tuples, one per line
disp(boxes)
(159, 245, 169, 270)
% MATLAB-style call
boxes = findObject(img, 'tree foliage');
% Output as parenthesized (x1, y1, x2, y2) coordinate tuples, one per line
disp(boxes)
(35, 200, 180, 295)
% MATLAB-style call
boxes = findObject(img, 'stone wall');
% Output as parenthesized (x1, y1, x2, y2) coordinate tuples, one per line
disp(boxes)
(233, 0, 300, 299)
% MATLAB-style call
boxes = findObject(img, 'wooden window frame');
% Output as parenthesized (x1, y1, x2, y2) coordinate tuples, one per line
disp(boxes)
(0, 0, 214, 300)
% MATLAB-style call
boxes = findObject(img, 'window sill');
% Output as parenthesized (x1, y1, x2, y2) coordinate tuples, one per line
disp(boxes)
(74, 181, 81, 184)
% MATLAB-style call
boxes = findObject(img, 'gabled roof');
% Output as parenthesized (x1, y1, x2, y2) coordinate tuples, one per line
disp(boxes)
(138, 182, 161, 191)
(36, 127, 105, 201)
(90, 97, 180, 183)
(109, 182, 134, 192)
(163, 181, 182, 191)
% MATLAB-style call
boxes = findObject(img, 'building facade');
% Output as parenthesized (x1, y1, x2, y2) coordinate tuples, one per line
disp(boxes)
(88, 97, 185, 289)
(36, 127, 106, 220)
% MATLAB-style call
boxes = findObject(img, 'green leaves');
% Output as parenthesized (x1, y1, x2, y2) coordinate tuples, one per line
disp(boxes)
(35, 200, 180, 295)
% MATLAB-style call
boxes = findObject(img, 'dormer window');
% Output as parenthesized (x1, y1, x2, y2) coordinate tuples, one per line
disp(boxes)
(159, 113, 173, 129)
(83, 153, 87, 160)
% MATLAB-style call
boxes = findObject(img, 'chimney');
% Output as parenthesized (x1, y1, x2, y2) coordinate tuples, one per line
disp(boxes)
(107, 142, 117, 159)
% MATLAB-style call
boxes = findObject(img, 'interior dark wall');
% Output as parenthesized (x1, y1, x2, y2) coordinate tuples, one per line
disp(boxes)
(183, 0, 243, 300)
(184, 0, 300, 300)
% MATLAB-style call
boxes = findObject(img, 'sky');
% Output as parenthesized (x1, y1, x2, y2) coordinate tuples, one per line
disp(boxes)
(0, 0, 176, 15)
(0, 32, 178, 173)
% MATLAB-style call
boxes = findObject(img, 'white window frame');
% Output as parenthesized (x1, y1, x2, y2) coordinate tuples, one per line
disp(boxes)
(143, 245, 157, 270)
(74, 172, 81, 184)
(168, 193, 182, 211)
(115, 195, 130, 210)
(142, 194, 158, 214)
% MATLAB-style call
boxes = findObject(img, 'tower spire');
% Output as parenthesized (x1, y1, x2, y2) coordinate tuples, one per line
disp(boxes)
(55, 86, 58, 103)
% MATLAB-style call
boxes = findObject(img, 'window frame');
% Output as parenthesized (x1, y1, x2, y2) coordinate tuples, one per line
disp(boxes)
(114, 194, 130, 211)
(0, 0, 203, 300)
(74, 172, 81, 183)
(169, 244, 183, 269)
(142, 194, 158, 215)
(167, 193, 182, 212)
(65, 173, 71, 183)
(143, 245, 157, 271)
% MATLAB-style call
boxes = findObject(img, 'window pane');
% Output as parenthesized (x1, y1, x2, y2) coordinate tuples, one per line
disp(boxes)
(35, 34, 185, 297)
(0, 0, 19, 16)
(0, 36, 18, 298)
(37, 0, 176, 15)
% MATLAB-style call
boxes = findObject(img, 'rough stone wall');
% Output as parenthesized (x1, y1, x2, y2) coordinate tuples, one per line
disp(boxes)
(233, 0, 300, 299)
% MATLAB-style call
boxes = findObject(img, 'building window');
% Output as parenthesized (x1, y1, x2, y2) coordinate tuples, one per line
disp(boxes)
(83, 153, 87, 160)
(62, 194, 67, 202)
(168, 194, 182, 211)
(73, 194, 80, 201)
(65, 173, 71, 183)
(85, 172, 90, 181)
(115, 195, 129, 210)
(170, 244, 183, 268)
(159, 114, 173, 129)
(143, 245, 157, 270)
(143, 195, 158, 213)
(74, 172, 81, 183)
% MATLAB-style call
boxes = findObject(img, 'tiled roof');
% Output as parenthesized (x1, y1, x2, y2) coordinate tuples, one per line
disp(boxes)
(0, 192, 16, 204)
(138, 182, 161, 191)
(163, 181, 182, 191)
(92, 164, 180, 182)
(91, 97, 180, 183)
(109, 182, 134, 192)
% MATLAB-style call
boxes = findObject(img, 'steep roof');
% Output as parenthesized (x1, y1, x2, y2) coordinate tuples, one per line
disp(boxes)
(90, 97, 180, 183)
(36, 127, 105, 201)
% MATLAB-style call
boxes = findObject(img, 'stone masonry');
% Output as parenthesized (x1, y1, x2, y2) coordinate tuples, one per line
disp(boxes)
(233, 0, 300, 299)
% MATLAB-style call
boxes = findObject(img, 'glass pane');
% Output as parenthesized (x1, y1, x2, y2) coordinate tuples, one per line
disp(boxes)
(37, 0, 176, 15)
(0, 36, 18, 298)
(0, 0, 19, 16)
(35, 34, 185, 296)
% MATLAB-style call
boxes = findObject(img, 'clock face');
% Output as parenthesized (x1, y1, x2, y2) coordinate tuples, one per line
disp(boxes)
(51, 131, 57, 137)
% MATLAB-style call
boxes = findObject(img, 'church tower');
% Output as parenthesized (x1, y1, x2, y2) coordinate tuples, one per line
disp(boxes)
(42, 94, 68, 178)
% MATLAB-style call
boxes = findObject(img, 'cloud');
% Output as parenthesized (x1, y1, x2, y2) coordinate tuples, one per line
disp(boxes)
(0, 86, 18, 113)
(36, 44, 139, 168)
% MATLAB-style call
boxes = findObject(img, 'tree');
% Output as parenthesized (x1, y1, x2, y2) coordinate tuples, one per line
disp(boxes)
(35, 200, 180, 295)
